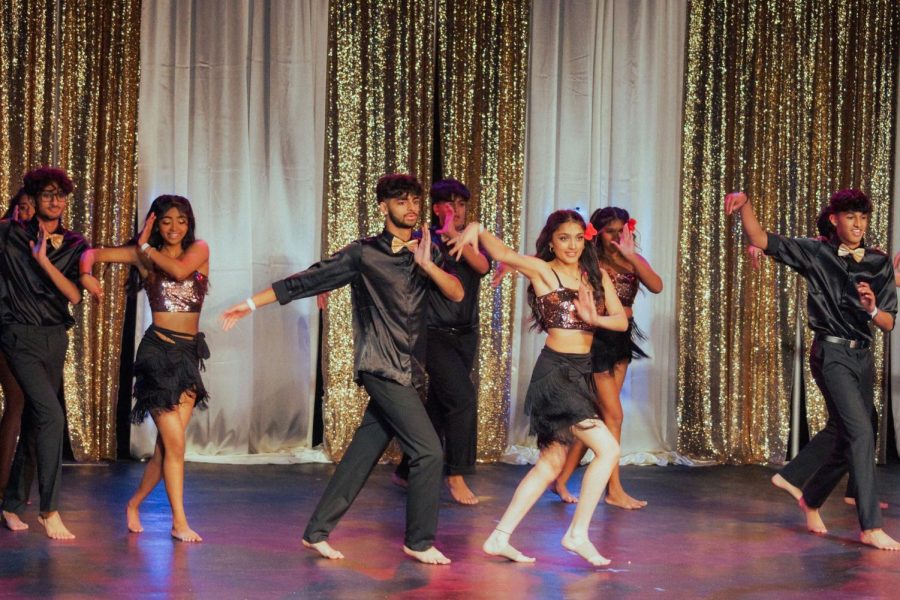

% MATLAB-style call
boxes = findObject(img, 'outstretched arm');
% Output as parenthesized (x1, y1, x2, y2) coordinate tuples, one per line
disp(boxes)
(725, 192, 768, 250)
(449, 223, 554, 287)
(79, 246, 142, 302)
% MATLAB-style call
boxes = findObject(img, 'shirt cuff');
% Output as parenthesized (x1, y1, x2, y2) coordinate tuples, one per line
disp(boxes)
(762, 232, 780, 256)
(272, 279, 296, 305)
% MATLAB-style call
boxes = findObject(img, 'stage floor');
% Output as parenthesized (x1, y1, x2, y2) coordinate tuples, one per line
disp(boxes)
(2, 461, 899, 598)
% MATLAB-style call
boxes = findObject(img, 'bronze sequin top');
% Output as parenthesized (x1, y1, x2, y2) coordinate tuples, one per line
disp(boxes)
(145, 266, 209, 313)
(535, 269, 606, 331)
(605, 267, 639, 307)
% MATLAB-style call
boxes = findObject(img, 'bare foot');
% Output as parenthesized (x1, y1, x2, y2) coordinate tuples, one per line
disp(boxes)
(483, 528, 535, 563)
(403, 545, 451, 565)
(171, 526, 202, 542)
(2, 510, 28, 531)
(844, 497, 889, 509)
(799, 498, 827, 534)
(303, 539, 344, 559)
(605, 491, 648, 510)
(126, 503, 143, 533)
(561, 531, 610, 567)
(391, 472, 409, 489)
(446, 475, 478, 505)
(860, 529, 900, 550)
(549, 481, 578, 504)
(37, 513, 75, 540)
(771, 473, 802, 501)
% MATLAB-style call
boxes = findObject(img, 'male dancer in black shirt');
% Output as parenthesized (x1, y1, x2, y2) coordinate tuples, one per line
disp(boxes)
(726, 188, 900, 550)
(394, 179, 489, 505)
(221, 174, 463, 564)
(0, 168, 89, 539)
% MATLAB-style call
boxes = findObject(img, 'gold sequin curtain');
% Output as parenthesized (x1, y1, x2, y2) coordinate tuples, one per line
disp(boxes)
(435, 0, 529, 461)
(0, 0, 141, 461)
(322, 0, 435, 459)
(678, 0, 900, 463)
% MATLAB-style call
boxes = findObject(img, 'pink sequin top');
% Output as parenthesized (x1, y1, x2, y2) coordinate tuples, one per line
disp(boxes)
(534, 269, 606, 331)
(605, 267, 639, 307)
(145, 267, 208, 313)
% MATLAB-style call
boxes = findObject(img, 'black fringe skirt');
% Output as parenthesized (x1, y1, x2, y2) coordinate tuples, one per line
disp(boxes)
(524, 347, 598, 449)
(131, 324, 210, 424)
(591, 318, 649, 374)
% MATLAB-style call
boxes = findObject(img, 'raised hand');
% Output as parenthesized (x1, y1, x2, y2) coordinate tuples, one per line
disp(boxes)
(611, 223, 636, 258)
(413, 225, 432, 268)
(447, 222, 480, 260)
(491, 261, 516, 288)
(80, 274, 104, 302)
(29, 223, 48, 265)
(724, 191, 748, 215)
(435, 204, 456, 237)
(137, 212, 157, 247)
(856, 281, 876, 313)
(573, 286, 600, 326)
(747, 245, 764, 270)
(220, 301, 253, 331)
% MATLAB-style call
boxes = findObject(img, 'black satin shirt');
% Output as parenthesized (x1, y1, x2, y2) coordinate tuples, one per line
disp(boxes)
(764, 233, 897, 342)
(272, 229, 449, 390)
(424, 227, 485, 329)
(0, 218, 89, 329)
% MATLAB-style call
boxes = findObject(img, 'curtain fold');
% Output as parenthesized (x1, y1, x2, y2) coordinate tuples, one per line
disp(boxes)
(513, 0, 686, 462)
(435, 0, 529, 462)
(678, 0, 900, 463)
(0, 0, 141, 461)
(135, 0, 329, 459)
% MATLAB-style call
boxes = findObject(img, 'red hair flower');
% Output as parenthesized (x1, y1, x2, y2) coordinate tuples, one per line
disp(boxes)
(627, 218, 637, 231)
(584, 222, 598, 241)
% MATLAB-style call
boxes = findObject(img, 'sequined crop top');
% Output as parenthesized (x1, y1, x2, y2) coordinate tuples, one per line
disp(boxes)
(145, 267, 209, 313)
(606, 267, 639, 307)
(534, 269, 605, 331)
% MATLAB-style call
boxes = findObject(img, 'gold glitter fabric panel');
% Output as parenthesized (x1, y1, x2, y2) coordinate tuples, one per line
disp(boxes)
(0, 0, 57, 419)
(56, 0, 141, 461)
(678, 0, 900, 464)
(436, 0, 529, 462)
(323, 0, 434, 460)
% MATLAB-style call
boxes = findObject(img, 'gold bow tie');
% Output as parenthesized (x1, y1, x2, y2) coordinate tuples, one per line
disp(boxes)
(391, 237, 419, 254)
(48, 233, 64, 250)
(838, 244, 865, 263)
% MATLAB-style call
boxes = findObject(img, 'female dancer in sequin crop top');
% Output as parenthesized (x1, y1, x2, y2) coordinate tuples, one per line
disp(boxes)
(450, 209, 627, 567)
(553, 206, 663, 510)
(80, 195, 210, 543)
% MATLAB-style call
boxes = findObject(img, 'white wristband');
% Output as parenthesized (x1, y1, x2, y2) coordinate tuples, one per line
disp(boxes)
(868, 306, 878, 319)
(478, 223, 485, 233)
(140, 242, 151, 253)
(246, 297, 257, 312)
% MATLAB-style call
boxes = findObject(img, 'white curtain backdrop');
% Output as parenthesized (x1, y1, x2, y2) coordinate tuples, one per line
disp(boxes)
(505, 0, 687, 464)
(134, 0, 329, 462)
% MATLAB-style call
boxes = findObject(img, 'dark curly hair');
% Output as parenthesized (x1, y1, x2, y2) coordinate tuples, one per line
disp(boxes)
(827, 188, 872, 215)
(815, 205, 834, 239)
(589, 206, 631, 264)
(126, 195, 198, 296)
(528, 209, 603, 331)
(430, 178, 470, 203)
(376, 174, 423, 203)
(22, 167, 74, 197)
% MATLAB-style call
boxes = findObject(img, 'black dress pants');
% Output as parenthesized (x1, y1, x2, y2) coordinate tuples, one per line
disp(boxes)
(397, 328, 478, 479)
(800, 339, 881, 530)
(303, 373, 443, 551)
(0, 324, 68, 514)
